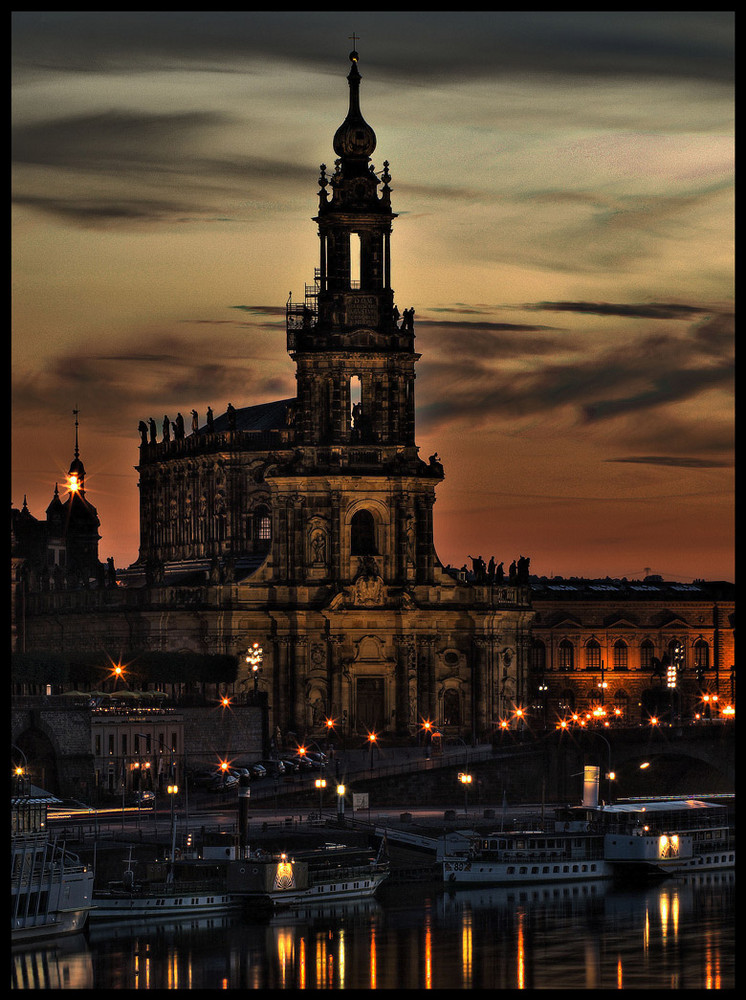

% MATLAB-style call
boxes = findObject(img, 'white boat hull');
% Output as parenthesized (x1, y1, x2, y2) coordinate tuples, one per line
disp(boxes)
(443, 856, 613, 886)
(91, 890, 242, 921)
(265, 871, 388, 908)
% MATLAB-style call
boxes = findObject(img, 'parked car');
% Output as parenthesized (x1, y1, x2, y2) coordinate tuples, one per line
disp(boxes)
(280, 758, 300, 774)
(289, 754, 317, 771)
(258, 759, 285, 778)
(212, 772, 239, 791)
(304, 751, 328, 766)
(249, 763, 267, 780)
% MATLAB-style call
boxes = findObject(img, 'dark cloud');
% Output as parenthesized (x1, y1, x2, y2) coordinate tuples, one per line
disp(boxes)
(12, 331, 295, 433)
(12, 109, 316, 226)
(416, 312, 734, 451)
(527, 301, 708, 320)
(606, 456, 732, 469)
(11, 12, 734, 84)
(581, 361, 732, 423)
(12, 110, 226, 170)
(417, 319, 565, 361)
(230, 305, 286, 318)
(12, 193, 205, 226)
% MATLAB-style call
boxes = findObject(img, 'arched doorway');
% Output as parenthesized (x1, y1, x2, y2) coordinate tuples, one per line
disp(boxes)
(356, 676, 385, 733)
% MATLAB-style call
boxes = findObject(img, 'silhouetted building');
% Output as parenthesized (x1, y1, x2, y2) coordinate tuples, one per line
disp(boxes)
(12, 416, 105, 595)
(15, 52, 534, 741)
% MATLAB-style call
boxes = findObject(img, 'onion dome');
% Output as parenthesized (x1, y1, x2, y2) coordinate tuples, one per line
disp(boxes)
(333, 51, 377, 169)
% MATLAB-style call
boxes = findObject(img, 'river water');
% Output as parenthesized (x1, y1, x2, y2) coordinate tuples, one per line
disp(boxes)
(12, 871, 734, 990)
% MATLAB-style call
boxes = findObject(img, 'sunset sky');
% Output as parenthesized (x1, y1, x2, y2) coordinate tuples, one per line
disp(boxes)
(12, 12, 734, 582)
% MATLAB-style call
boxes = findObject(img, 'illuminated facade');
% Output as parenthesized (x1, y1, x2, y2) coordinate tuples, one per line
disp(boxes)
(13, 52, 734, 745)
(15, 51, 534, 741)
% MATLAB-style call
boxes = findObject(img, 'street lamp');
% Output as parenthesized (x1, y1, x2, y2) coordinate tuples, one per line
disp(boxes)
(458, 771, 473, 816)
(315, 777, 327, 813)
(11, 745, 29, 796)
(367, 731, 378, 775)
(336, 783, 346, 824)
(245, 642, 263, 699)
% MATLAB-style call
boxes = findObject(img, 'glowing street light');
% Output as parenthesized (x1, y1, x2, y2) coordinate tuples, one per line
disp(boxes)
(315, 777, 327, 812)
(245, 642, 263, 698)
(458, 771, 473, 816)
(336, 783, 346, 823)
(367, 731, 378, 774)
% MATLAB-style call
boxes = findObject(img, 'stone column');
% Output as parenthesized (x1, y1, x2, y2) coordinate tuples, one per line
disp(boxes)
(395, 636, 416, 735)
(292, 635, 308, 734)
(472, 637, 489, 740)
(273, 636, 291, 734)
(328, 634, 344, 724)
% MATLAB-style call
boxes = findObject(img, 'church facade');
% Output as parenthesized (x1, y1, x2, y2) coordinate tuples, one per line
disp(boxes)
(22, 50, 534, 741)
(13, 52, 734, 745)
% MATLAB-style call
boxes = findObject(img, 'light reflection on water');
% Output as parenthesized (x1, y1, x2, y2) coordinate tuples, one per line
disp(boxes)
(11, 872, 734, 990)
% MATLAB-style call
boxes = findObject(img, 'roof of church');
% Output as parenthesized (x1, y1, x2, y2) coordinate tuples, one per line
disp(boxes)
(208, 398, 294, 434)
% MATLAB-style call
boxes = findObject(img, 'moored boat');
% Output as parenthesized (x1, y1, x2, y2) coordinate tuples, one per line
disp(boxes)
(12, 796, 95, 947)
(226, 844, 390, 909)
(600, 797, 734, 876)
(90, 849, 243, 922)
(441, 767, 734, 887)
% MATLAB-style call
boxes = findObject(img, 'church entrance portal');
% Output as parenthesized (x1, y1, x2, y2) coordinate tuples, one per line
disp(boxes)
(355, 676, 385, 733)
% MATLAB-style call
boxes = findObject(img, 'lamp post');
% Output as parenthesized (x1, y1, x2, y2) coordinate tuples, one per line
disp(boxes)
(598, 659, 607, 705)
(367, 731, 378, 776)
(11, 744, 29, 796)
(315, 777, 327, 814)
(137, 732, 176, 832)
(245, 642, 263, 701)
(458, 771, 473, 817)
(336, 783, 346, 824)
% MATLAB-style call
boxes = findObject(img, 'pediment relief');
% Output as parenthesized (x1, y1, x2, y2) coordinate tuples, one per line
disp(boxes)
(353, 634, 393, 664)
(342, 326, 384, 348)
(548, 615, 583, 629)
(603, 616, 639, 629)
(655, 614, 691, 629)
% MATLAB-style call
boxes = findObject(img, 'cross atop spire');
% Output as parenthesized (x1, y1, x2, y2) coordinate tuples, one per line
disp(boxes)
(73, 406, 80, 459)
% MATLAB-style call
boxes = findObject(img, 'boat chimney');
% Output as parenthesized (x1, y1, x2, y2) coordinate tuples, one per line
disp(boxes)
(583, 765, 600, 808)
(238, 773, 251, 857)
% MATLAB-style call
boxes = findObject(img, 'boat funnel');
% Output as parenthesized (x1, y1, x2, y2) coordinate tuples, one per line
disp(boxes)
(583, 765, 600, 808)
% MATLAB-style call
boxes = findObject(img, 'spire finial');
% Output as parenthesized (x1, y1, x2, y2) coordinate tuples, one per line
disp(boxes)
(349, 32, 359, 56)
(73, 406, 80, 459)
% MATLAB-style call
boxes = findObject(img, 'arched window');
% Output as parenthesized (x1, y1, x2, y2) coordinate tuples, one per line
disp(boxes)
(640, 640, 655, 672)
(530, 640, 546, 674)
(668, 639, 685, 668)
(558, 640, 574, 671)
(585, 639, 601, 672)
(693, 639, 710, 670)
(442, 689, 460, 727)
(350, 509, 377, 555)
(254, 504, 271, 552)
(613, 639, 628, 671)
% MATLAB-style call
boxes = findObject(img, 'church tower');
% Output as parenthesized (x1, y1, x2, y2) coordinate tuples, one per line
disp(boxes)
(124, 48, 532, 740)
(283, 48, 442, 591)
